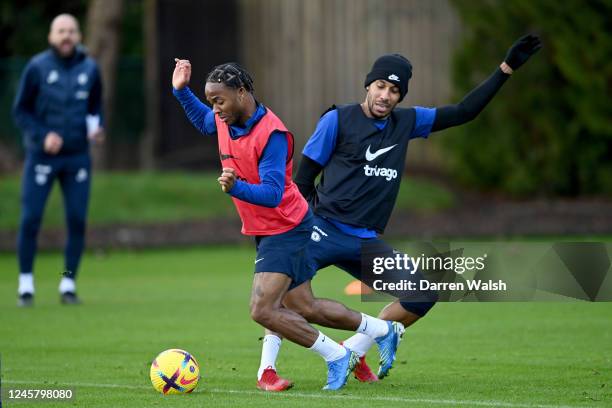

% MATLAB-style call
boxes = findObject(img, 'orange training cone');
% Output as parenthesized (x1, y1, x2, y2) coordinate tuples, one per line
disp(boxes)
(344, 280, 374, 295)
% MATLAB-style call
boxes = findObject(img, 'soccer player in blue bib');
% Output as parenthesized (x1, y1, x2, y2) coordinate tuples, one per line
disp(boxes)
(12, 14, 104, 307)
(258, 34, 542, 384)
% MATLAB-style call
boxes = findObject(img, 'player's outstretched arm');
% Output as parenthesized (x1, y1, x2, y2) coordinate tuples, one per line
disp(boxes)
(172, 58, 216, 135)
(431, 34, 542, 132)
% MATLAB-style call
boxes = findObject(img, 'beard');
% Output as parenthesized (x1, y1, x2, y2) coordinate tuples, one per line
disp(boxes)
(367, 94, 393, 119)
(52, 40, 76, 58)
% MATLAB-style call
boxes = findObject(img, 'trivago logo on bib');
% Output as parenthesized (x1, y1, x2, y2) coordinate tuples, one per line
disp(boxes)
(363, 164, 398, 181)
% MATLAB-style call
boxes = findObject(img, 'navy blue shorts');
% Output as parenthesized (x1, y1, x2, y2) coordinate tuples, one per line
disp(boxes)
(307, 214, 437, 316)
(307, 214, 376, 279)
(254, 209, 316, 290)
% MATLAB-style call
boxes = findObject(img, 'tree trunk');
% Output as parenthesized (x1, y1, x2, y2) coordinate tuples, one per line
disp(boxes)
(141, 0, 159, 170)
(85, 0, 124, 169)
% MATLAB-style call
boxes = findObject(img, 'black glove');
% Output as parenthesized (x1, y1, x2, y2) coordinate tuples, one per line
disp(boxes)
(504, 34, 542, 71)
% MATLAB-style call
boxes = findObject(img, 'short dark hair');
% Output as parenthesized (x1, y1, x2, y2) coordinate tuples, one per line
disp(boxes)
(206, 62, 254, 93)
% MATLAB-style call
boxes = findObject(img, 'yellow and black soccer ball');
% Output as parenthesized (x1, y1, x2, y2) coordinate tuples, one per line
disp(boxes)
(150, 349, 200, 394)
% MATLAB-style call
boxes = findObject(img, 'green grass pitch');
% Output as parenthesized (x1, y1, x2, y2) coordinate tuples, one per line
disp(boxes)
(0, 246, 610, 407)
(0, 172, 453, 230)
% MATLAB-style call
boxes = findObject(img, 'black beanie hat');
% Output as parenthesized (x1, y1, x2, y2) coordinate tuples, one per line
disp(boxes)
(364, 54, 412, 102)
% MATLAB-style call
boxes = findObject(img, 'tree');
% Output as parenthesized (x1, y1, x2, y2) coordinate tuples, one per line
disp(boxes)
(140, 0, 159, 170)
(85, 0, 124, 169)
(445, 0, 612, 196)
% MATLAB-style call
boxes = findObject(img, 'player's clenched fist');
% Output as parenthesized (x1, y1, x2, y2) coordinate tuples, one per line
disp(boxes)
(172, 58, 192, 90)
(218, 167, 237, 193)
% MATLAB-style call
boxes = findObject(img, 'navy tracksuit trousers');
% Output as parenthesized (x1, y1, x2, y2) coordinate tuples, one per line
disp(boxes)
(18, 152, 91, 279)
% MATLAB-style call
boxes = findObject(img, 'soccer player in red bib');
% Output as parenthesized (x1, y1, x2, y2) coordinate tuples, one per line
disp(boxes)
(172, 59, 402, 391)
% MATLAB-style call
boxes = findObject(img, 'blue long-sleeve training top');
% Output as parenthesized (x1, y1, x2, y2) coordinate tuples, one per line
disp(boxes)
(173, 86, 286, 208)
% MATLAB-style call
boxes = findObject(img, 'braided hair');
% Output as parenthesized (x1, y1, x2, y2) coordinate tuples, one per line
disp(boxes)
(206, 62, 254, 93)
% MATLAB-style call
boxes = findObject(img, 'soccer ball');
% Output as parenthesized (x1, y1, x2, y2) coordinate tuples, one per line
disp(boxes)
(150, 349, 200, 394)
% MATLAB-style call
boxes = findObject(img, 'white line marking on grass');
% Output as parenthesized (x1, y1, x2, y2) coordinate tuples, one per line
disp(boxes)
(3, 380, 588, 408)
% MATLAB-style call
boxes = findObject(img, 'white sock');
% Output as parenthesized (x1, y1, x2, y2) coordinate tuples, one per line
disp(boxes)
(18, 273, 34, 295)
(344, 333, 375, 357)
(309, 331, 346, 362)
(59, 277, 76, 294)
(257, 335, 282, 380)
(357, 313, 389, 339)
